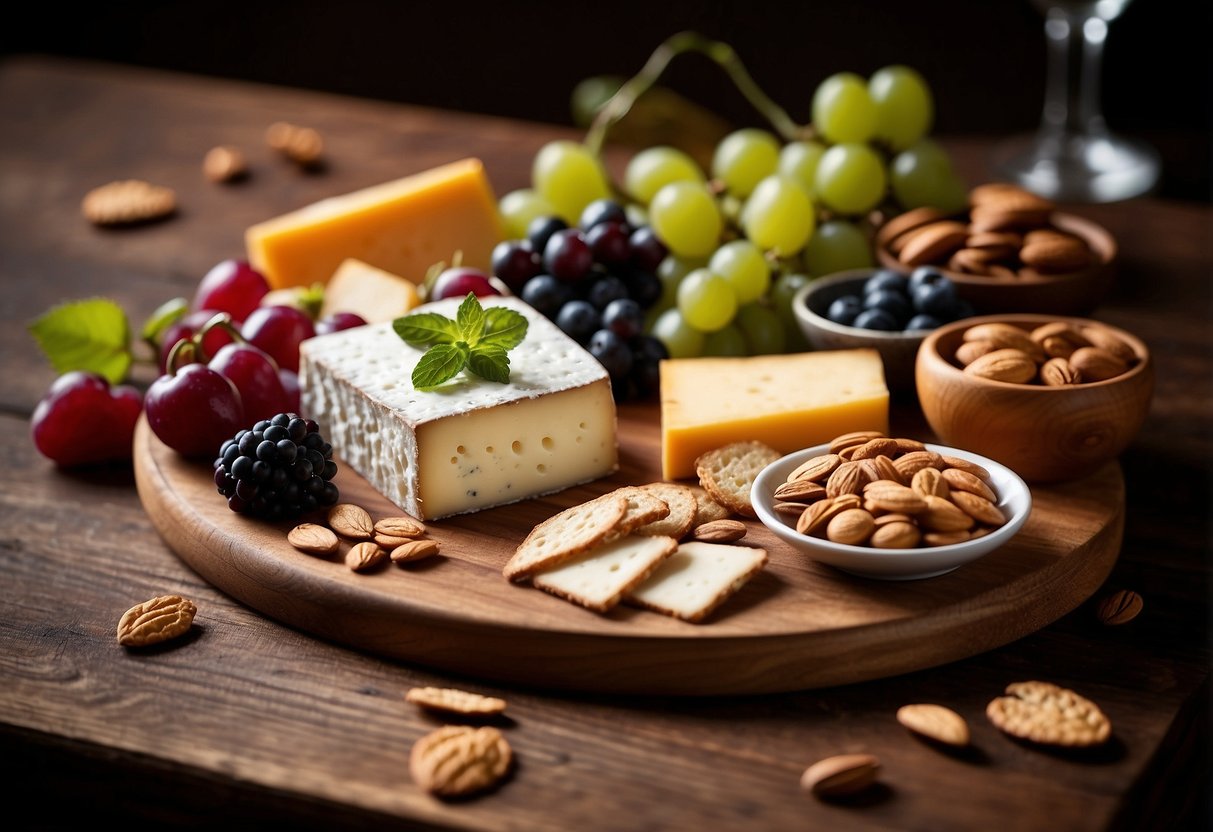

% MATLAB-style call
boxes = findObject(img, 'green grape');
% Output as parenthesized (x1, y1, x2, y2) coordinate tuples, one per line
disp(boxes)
(624, 145, 705, 205)
(811, 72, 878, 145)
(650, 307, 705, 358)
(677, 268, 738, 333)
(498, 189, 557, 240)
(656, 254, 706, 307)
(735, 302, 786, 355)
(702, 324, 748, 357)
(889, 139, 967, 212)
(648, 181, 723, 258)
(869, 65, 934, 152)
(741, 175, 815, 257)
(814, 143, 888, 216)
(802, 219, 874, 277)
(778, 140, 826, 198)
(711, 128, 780, 198)
(709, 240, 771, 304)
(770, 272, 812, 351)
(531, 140, 611, 224)
(625, 202, 649, 229)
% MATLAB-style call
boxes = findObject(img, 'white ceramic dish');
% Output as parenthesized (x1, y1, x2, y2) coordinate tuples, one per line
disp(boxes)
(752, 443, 1032, 581)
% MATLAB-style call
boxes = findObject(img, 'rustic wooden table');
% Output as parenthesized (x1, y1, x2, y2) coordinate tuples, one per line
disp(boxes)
(1, 56, 1209, 831)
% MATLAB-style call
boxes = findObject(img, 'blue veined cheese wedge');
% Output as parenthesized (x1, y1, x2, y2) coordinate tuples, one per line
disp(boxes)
(299, 295, 618, 520)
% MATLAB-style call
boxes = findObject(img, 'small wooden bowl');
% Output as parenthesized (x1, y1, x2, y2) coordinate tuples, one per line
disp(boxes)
(915, 314, 1154, 483)
(875, 212, 1117, 316)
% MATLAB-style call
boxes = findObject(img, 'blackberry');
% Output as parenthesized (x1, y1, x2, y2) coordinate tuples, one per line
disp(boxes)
(212, 412, 339, 520)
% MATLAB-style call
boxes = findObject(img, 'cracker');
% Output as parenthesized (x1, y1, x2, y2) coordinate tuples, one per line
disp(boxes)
(606, 485, 672, 538)
(502, 493, 628, 582)
(82, 179, 176, 226)
(986, 681, 1111, 747)
(626, 541, 768, 624)
(695, 440, 781, 519)
(532, 534, 678, 613)
(409, 725, 512, 797)
(633, 482, 698, 540)
(688, 484, 731, 525)
(406, 686, 507, 716)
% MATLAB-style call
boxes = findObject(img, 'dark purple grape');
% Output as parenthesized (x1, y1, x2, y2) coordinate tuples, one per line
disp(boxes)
(587, 274, 629, 310)
(543, 228, 593, 282)
(827, 295, 863, 326)
(520, 274, 573, 318)
(853, 308, 900, 331)
(588, 328, 634, 379)
(863, 288, 913, 324)
(863, 269, 909, 296)
(601, 298, 643, 339)
(585, 221, 632, 265)
(526, 215, 568, 255)
(629, 226, 668, 273)
(622, 268, 662, 309)
(491, 239, 541, 291)
(579, 198, 628, 231)
(554, 299, 601, 343)
(629, 335, 668, 398)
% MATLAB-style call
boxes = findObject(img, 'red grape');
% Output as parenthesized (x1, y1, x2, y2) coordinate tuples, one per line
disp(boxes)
(429, 267, 501, 301)
(207, 342, 291, 424)
(159, 309, 236, 372)
(241, 305, 316, 373)
(145, 364, 244, 458)
(315, 312, 368, 336)
(30, 371, 143, 466)
(192, 259, 270, 323)
(543, 228, 593, 282)
(491, 240, 541, 292)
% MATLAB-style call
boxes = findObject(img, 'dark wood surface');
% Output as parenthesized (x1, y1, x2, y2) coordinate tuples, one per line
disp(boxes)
(1, 55, 1210, 830)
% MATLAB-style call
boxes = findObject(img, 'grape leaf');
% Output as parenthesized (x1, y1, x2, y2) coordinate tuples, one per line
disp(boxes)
(468, 344, 510, 384)
(29, 297, 131, 384)
(411, 342, 471, 390)
(480, 306, 529, 350)
(394, 312, 460, 346)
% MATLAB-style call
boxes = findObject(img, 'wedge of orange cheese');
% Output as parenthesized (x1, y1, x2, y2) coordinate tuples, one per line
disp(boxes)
(246, 158, 504, 290)
(659, 350, 889, 480)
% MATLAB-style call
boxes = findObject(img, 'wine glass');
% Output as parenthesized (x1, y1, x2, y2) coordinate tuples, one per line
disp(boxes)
(993, 0, 1160, 202)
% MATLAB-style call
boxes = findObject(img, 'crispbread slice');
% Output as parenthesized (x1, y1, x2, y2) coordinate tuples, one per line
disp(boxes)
(688, 484, 732, 525)
(633, 482, 698, 540)
(695, 440, 781, 519)
(626, 541, 768, 624)
(532, 534, 679, 613)
(503, 493, 628, 582)
(607, 486, 671, 539)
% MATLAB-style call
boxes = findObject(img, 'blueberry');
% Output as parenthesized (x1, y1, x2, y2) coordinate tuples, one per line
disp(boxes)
(520, 274, 573, 318)
(827, 295, 863, 326)
(912, 281, 960, 319)
(863, 288, 914, 325)
(621, 267, 662, 308)
(853, 308, 901, 331)
(862, 269, 909, 297)
(578, 198, 628, 231)
(905, 313, 944, 331)
(628, 335, 668, 397)
(909, 265, 947, 292)
(555, 299, 601, 344)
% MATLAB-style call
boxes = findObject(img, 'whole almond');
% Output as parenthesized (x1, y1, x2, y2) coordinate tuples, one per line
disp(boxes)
(918, 495, 975, 533)
(826, 461, 869, 498)
(924, 529, 972, 546)
(880, 206, 945, 251)
(863, 481, 928, 514)
(962, 323, 1046, 362)
(951, 490, 1007, 527)
(691, 519, 748, 543)
(796, 497, 848, 536)
(911, 467, 949, 500)
(773, 501, 810, 519)
(346, 541, 387, 572)
(849, 438, 901, 461)
(968, 205, 1052, 232)
(117, 594, 197, 647)
(774, 478, 827, 503)
(787, 453, 842, 483)
(390, 539, 441, 563)
(873, 512, 914, 526)
(871, 521, 921, 549)
(1031, 322, 1091, 353)
(897, 220, 968, 267)
(327, 503, 375, 539)
(964, 348, 1037, 384)
(971, 185, 1054, 213)
(826, 509, 876, 545)
(1021, 237, 1091, 273)
(1041, 357, 1082, 386)
(941, 455, 991, 481)
(955, 340, 999, 367)
(967, 230, 1023, 249)
(828, 431, 886, 455)
(1069, 347, 1128, 382)
(940, 468, 997, 502)
(203, 145, 248, 183)
(1095, 589, 1143, 625)
(897, 704, 971, 747)
(1080, 325, 1136, 363)
(288, 523, 339, 555)
(893, 451, 945, 480)
(375, 515, 427, 539)
(800, 753, 881, 798)
(869, 455, 904, 485)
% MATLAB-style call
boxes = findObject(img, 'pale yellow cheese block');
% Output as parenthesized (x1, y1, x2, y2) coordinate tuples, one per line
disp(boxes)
(246, 157, 504, 290)
(320, 259, 422, 324)
(659, 350, 889, 480)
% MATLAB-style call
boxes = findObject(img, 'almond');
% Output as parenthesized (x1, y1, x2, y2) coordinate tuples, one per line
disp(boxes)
(374, 515, 427, 539)
(968, 205, 1052, 232)
(346, 541, 387, 572)
(1030, 322, 1092, 357)
(327, 503, 375, 539)
(1080, 324, 1136, 363)
(849, 437, 901, 461)
(964, 348, 1037, 384)
(826, 509, 876, 545)
(910, 467, 949, 499)
(828, 430, 886, 455)
(389, 539, 441, 563)
(410, 725, 513, 797)
(1069, 346, 1128, 382)
(897, 220, 968, 267)
(116, 595, 197, 647)
(203, 145, 248, 183)
(1096, 589, 1143, 625)
(879, 206, 946, 252)
(787, 453, 842, 483)
(940, 455, 991, 481)
(1021, 237, 1091, 273)
(796, 497, 848, 536)
(871, 521, 921, 549)
(955, 338, 1000, 367)
(966, 230, 1023, 249)
(288, 523, 339, 555)
(800, 753, 881, 798)
(863, 481, 928, 514)
(774, 478, 827, 503)
(691, 518, 748, 543)
(918, 494, 976, 533)
(950, 490, 1007, 527)
(825, 461, 869, 498)
(893, 450, 945, 480)
(962, 323, 1046, 362)
(869, 454, 904, 485)
(1041, 357, 1082, 386)
(939, 467, 997, 502)
(897, 703, 971, 747)
(923, 529, 972, 546)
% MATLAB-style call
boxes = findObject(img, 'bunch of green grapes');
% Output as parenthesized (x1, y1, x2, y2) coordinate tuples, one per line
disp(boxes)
(496, 65, 967, 361)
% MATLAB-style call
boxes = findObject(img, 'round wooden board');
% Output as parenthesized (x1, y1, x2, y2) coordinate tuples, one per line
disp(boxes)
(133, 407, 1123, 696)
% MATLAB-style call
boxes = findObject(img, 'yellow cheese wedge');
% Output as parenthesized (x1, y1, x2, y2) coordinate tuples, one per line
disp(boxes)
(245, 157, 504, 290)
(659, 350, 889, 480)
(320, 258, 421, 324)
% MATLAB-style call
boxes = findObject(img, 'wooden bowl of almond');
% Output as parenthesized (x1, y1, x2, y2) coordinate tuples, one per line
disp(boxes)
(915, 314, 1154, 483)
(874, 183, 1117, 315)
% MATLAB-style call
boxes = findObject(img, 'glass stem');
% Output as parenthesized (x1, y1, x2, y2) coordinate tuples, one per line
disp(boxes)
(1041, 10, 1108, 142)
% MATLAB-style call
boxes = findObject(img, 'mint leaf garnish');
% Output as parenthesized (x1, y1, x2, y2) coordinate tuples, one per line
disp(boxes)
(29, 297, 131, 384)
(395, 293, 528, 389)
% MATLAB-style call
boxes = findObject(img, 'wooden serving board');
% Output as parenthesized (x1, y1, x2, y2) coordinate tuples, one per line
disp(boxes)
(133, 405, 1123, 696)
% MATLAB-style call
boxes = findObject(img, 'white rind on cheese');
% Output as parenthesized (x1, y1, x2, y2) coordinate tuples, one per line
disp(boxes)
(300, 295, 618, 520)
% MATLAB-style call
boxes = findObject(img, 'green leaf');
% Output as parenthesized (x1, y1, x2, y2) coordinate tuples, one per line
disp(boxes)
(140, 296, 188, 346)
(468, 344, 511, 384)
(298, 283, 325, 320)
(411, 342, 470, 390)
(394, 312, 460, 346)
(456, 293, 485, 344)
(480, 307, 529, 351)
(29, 297, 131, 384)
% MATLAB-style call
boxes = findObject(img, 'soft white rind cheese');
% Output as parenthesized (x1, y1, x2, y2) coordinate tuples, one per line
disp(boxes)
(300, 295, 618, 519)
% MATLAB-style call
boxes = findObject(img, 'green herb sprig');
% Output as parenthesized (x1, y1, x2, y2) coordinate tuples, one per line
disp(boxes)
(393, 293, 528, 390)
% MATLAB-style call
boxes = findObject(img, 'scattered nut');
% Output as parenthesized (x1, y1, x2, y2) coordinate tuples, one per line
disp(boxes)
(82, 179, 176, 226)
(986, 681, 1111, 747)
(410, 725, 512, 797)
(799, 753, 881, 798)
(346, 541, 387, 572)
(897, 703, 970, 747)
(327, 503, 375, 540)
(266, 121, 324, 167)
(1095, 589, 1143, 625)
(203, 145, 248, 183)
(287, 523, 340, 555)
(406, 686, 507, 716)
(375, 515, 427, 539)
(690, 518, 748, 543)
(117, 594, 197, 647)
(390, 539, 441, 563)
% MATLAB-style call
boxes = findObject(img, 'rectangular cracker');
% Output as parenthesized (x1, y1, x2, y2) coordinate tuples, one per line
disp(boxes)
(532, 534, 678, 613)
(625, 541, 768, 624)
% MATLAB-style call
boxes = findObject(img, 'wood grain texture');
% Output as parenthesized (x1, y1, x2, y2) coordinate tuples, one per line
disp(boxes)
(134, 403, 1123, 695)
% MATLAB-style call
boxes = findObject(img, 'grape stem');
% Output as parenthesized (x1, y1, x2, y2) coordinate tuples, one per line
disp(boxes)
(584, 31, 808, 157)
